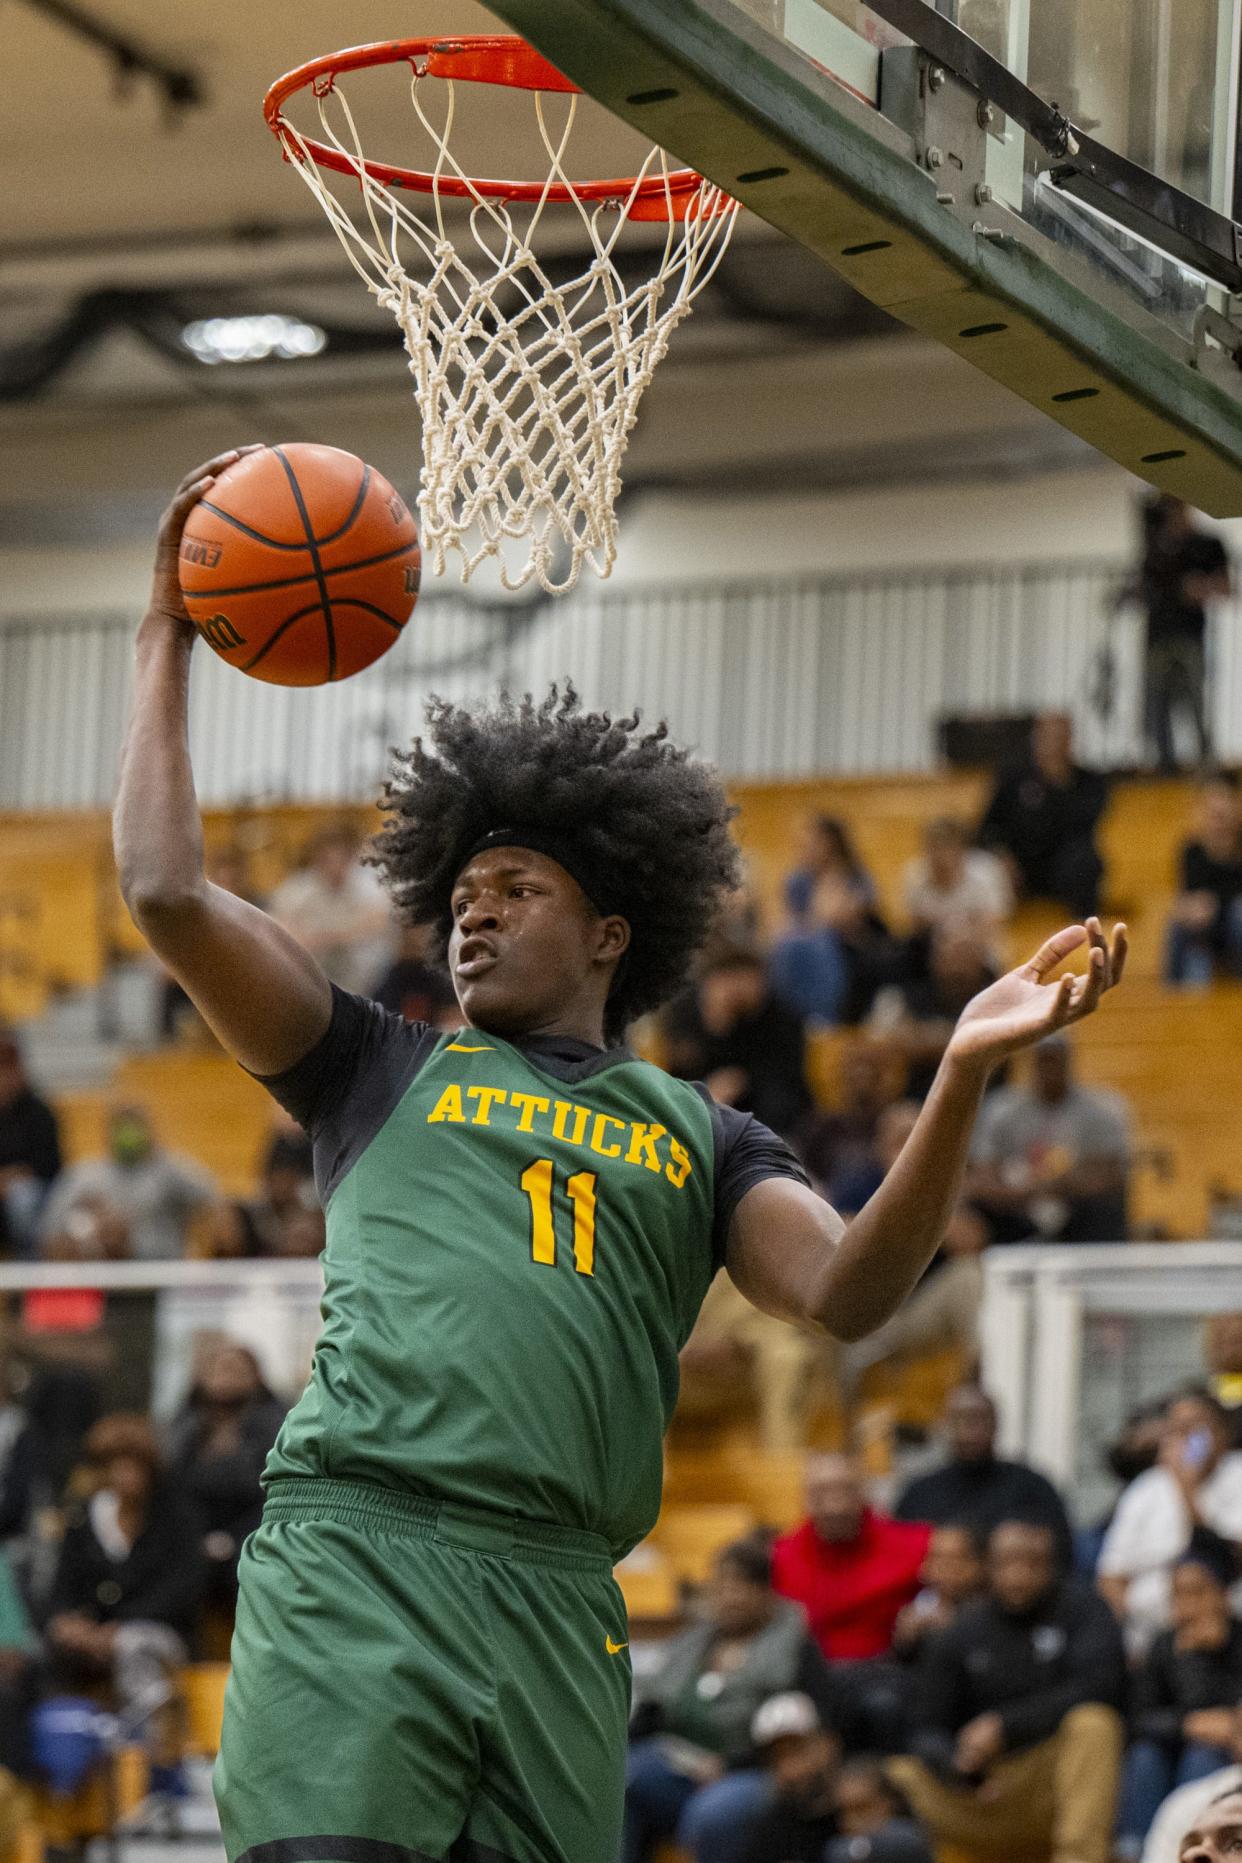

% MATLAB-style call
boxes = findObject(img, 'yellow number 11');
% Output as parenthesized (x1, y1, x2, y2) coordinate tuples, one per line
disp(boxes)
(520, 1159, 598, 1276)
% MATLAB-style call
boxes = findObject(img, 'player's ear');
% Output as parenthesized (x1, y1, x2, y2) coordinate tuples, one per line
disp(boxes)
(595, 914, 631, 968)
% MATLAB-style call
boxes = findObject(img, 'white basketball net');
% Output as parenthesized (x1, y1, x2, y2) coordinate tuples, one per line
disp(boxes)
(275, 64, 740, 594)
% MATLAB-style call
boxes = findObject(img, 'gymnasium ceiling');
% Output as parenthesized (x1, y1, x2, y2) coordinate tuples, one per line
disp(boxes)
(0, 0, 1100, 540)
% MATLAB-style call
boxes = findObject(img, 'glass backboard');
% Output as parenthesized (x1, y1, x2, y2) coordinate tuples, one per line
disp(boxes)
(732, 0, 1239, 349)
(744, 1, 1237, 211)
(489, 0, 1242, 513)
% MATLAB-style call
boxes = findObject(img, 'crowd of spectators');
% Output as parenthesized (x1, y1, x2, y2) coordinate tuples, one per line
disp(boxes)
(0, 1328, 287, 1825)
(0, 827, 414, 1267)
(741, 708, 1109, 1062)
(0, 1060, 329, 1266)
(15, 1304, 1234, 1863)
(624, 1363, 1242, 1863)
(10, 1339, 1238, 1863)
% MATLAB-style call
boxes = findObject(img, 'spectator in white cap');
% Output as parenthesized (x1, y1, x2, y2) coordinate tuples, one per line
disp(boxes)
(623, 1538, 851, 1863)
(736, 1692, 841, 1863)
(736, 1698, 934, 1863)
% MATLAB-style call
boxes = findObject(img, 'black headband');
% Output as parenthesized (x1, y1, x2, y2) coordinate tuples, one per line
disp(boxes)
(457, 828, 621, 919)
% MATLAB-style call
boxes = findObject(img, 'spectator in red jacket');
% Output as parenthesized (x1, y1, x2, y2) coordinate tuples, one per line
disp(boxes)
(774, 1453, 931, 1749)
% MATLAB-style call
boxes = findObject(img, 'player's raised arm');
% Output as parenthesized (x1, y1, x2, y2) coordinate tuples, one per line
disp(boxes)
(114, 452, 333, 1077)
(727, 918, 1127, 1341)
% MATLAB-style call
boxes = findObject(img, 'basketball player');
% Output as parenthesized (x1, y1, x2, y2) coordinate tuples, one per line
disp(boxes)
(114, 450, 1126, 1863)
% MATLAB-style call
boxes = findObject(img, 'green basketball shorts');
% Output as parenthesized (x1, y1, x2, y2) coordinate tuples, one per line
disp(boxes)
(214, 1478, 632, 1863)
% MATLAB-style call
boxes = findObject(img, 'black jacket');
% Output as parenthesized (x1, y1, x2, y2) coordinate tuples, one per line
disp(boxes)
(895, 1457, 1075, 1574)
(0, 1414, 39, 1541)
(169, 1392, 287, 1547)
(910, 1578, 1126, 1769)
(978, 765, 1107, 878)
(47, 1480, 206, 1638)
(662, 991, 811, 1142)
(1131, 1620, 1242, 1747)
(0, 1089, 61, 1186)
(0, 1089, 61, 1255)
(736, 1802, 838, 1863)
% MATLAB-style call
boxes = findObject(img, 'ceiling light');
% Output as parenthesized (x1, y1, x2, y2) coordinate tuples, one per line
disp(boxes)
(182, 314, 327, 365)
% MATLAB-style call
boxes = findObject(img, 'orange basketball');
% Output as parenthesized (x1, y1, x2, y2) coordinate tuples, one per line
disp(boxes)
(178, 443, 420, 686)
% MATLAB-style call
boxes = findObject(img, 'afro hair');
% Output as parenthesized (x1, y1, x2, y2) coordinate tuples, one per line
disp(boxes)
(370, 685, 741, 1038)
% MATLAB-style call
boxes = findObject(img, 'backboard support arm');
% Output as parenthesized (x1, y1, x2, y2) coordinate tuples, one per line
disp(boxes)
(487, 0, 1242, 514)
(864, 0, 1242, 292)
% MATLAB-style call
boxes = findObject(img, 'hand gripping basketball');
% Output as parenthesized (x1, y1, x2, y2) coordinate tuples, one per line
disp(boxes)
(175, 442, 421, 686)
(150, 447, 268, 634)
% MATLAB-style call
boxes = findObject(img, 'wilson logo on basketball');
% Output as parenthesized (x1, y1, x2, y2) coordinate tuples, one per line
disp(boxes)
(403, 565, 419, 595)
(181, 539, 224, 568)
(199, 614, 245, 651)
(388, 492, 408, 524)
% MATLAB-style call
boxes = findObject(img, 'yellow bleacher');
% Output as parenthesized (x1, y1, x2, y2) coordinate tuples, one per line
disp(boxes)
(3, 773, 1226, 1232)
(0, 816, 112, 1024)
(728, 769, 1191, 980)
(180, 1660, 229, 1757)
(112, 1051, 276, 1200)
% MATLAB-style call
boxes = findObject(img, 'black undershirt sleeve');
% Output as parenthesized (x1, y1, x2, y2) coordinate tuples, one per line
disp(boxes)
(251, 987, 441, 1205)
(698, 1091, 812, 1271)
(251, 987, 397, 1135)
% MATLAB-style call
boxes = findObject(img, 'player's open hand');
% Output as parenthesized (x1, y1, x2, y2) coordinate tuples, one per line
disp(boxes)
(945, 917, 1126, 1071)
(146, 447, 266, 634)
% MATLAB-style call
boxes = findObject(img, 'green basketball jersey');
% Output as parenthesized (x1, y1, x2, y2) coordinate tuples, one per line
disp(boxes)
(261, 988, 805, 1556)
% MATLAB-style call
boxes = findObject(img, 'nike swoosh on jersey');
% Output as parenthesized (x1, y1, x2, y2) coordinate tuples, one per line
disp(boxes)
(445, 1042, 495, 1053)
(605, 1636, 629, 1655)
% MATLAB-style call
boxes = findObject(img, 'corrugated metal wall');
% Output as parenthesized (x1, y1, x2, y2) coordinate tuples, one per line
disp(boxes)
(0, 557, 1218, 808)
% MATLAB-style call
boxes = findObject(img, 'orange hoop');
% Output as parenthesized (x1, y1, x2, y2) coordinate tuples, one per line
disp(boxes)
(262, 31, 740, 591)
(263, 35, 725, 223)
